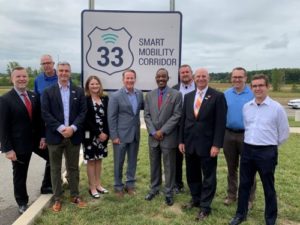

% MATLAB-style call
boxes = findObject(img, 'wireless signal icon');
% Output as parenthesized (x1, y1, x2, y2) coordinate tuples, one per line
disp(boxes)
(101, 33, 119, 44)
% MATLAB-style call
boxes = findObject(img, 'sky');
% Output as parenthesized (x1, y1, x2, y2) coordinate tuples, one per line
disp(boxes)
(1, 0, 300, 73)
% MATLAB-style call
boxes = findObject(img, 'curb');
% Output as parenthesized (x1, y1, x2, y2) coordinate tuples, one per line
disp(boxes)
(12, 149, 84, 225)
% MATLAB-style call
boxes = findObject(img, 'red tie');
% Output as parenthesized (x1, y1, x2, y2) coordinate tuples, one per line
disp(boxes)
(21, 93, 32, 119)
(158, 91, 163, 110)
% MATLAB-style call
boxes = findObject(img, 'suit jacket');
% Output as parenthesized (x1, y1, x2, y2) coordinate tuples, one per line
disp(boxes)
(84, 95, 109, 146)
(41, 83, 87, 145)
(108, 87, 144, 143)
(0, 89, 42, 154)
(179, 87, 227, 156)
(144, 86, 182, 148)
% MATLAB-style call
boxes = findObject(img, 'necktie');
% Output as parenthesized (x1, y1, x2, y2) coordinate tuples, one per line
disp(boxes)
(158, 90, 163, 110)
(21, 92, 32, 119)
(194, 92, 202, 117)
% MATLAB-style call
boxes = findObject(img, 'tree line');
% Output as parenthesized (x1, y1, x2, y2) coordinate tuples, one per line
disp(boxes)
(1, 61, 300, 92)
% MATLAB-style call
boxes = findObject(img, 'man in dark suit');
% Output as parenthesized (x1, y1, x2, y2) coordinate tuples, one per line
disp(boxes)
(172, 64, 195, 194)
(144, 68, 182, 206)
(42, 61, 87, 212)
(179, 68, 227, 220)
(0, 67, 46, 214)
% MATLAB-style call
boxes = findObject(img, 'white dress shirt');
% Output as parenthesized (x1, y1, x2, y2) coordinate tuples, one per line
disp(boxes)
(243, 96, 289, 146)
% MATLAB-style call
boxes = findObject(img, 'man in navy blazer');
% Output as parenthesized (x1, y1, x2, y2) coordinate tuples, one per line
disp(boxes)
(42, 61, 87, 212)
(0, 67, 46, 214)
(179, 68, 227, 220)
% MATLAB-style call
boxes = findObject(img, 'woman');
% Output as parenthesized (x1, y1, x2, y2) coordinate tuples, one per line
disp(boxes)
(84, 76, 109, 198)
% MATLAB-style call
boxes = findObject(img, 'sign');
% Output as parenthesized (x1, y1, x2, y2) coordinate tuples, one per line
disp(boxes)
(82, 10, 182, 91)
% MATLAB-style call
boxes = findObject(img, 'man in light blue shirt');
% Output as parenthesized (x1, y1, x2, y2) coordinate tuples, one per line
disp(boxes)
(229, 74, 289, 225)
(223, 67, 255, 208)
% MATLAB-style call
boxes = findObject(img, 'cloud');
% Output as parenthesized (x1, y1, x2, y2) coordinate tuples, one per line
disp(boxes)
(264, 34, 289, 49)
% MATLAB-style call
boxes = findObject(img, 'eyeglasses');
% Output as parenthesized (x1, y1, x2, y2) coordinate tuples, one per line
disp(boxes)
(252, 84, 266, 88)
(41, 62, 54, 66)
(232, 76, 245, 80)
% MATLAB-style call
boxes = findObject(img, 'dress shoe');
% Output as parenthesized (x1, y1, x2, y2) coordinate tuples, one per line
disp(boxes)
(195, 210, 210, 221)
(52, 200, 62, 212)
(145, 191, 159, 201)
(229, 216, 246, 225)
(115, 190, 125, 198)
(18, 205, 28, 214)
(89, 190, 100, 199)
(173, 186, 184, 194)
(224, 197, 236, 205)
(70, 197, 87, 208)
(41, 186, 53, 194)
(248, 201, 254, 210)
(96, 187, 109, 194)
(125, 187, 136, 196)
(165, 196, 174, 206)
(181, 200, 200, 209)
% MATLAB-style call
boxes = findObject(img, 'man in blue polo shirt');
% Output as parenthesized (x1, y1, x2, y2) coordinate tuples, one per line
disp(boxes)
(33, 54, 58, 194)
(223, 67, 256, 208)
(34, 55, 58, 96)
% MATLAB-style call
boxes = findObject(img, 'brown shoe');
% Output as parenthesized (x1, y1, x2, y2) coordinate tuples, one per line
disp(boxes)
(196, 210, 210, 221)
(115, 190, 124, 198)
(224, 197, 236, 205)
(248, 201, 254, 210)
(125, 187, 136, 196)
(70, 197, 87, 208)
(52, 200, 62, 212)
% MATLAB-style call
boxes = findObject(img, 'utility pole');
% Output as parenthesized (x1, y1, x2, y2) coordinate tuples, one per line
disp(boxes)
(170, 0, 175, 11)
(89, 0, 95, 10)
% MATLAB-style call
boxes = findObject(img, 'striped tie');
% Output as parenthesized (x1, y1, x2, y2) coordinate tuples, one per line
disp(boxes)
(194, 92, 202, 117)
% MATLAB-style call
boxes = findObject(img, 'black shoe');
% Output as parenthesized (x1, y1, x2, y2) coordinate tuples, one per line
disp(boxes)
(196, 210, 210, 221)
(165, 196, 174, 206)
(229, 216, 246, 225)
(182, 200, 200, 209)
(145, 191, 159, 201)
(41, 186, 53, 194)
(18, 205, 28, 214)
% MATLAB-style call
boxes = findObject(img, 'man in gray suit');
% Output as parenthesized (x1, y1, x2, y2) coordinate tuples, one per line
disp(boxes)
(108, 69, 144, 198)
(144, 68, 182, 206)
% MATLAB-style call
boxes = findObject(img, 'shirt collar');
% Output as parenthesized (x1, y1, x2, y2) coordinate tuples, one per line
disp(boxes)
(124, 87, 136, 94)
(249, 96, 270, 106)
(196, 86, 208, 95)
(43, 70, 58, 81)
(14, 87, 27, 96)
(158, 86, 168, 95)
(181, 82, 194, 89)
(232, 85, 251, 94)
(58, 81, 70, 89)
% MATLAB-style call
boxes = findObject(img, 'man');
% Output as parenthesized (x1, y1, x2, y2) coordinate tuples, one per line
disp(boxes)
(0, 67, 46, 214)
(229, 74, 289, 225)
(34, 54, 58, 96)
(223, 67, 256, 208)
(144, 68, 182, 206)
(108, 69, 144, 197)
(33, 54, 58, 194)
(172, 64, 195, 194)
(42, 61, 87, 212)
(179, 68, 227, 220)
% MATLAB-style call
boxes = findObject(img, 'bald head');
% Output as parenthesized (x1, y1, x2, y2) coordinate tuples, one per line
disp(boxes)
(194, 68, 210, 90)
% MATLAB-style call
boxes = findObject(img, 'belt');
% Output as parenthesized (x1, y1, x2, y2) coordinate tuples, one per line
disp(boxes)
(226, 128, 245, 133)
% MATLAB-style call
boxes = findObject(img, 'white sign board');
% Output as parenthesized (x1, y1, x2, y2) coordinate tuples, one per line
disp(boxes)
(81, 10, 182, 91)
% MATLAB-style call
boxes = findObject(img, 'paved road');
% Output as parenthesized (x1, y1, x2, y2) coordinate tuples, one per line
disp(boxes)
(0, 153, 45, 225)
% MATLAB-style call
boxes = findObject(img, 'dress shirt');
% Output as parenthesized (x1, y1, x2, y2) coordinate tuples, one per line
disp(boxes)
(14, 87, 30, 105)
(224, 85, 254, 130)
(57, 82, 77, 133)
(193, 86, 208, 109)
(243, 96, 289, 146)
(179, 82, 195, 101)
(125, 88, 138, 115)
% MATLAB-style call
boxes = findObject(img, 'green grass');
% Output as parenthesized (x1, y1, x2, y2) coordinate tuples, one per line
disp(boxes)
(34, 131, 300, 225)
(288, 117, 300, 127)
